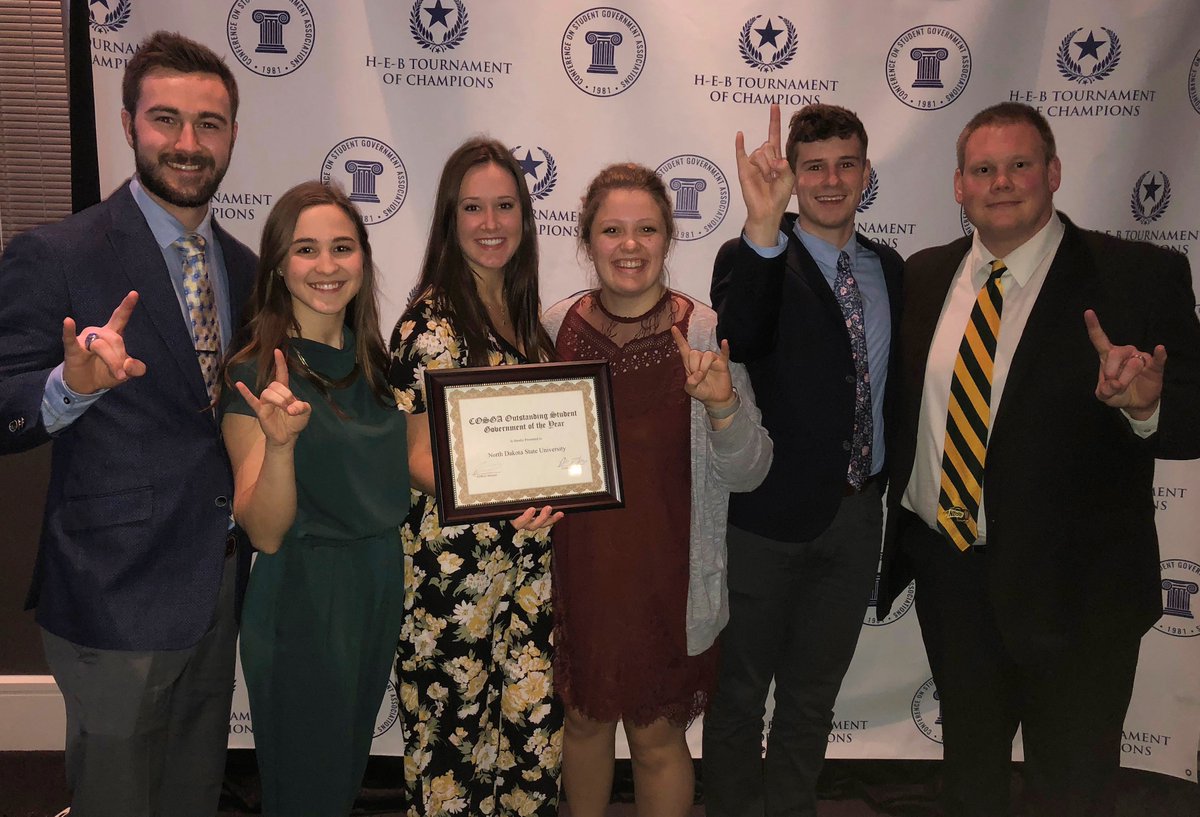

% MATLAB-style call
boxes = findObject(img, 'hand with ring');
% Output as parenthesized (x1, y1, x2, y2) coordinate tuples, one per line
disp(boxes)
(63, 291, 147, 394)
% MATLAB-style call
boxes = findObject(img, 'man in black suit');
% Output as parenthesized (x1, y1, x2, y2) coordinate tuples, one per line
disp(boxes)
(0, 32, 256, 816)
(706, 104, 903, 816)
(877, 102, 1200, 817)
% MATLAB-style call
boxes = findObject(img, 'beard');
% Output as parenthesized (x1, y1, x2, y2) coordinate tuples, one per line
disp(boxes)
(131, 125, 230, 209)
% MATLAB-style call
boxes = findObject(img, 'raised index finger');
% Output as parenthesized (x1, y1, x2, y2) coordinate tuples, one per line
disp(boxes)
(768, 104, 782, 154)
(1083, 309, 1112, 356)
(106, 291, 140, 334)
(670, 324, 692, 359)
(272, 347, 290, 387)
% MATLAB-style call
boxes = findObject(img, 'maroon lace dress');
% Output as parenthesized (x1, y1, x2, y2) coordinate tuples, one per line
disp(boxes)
(552, 290, 719, 727)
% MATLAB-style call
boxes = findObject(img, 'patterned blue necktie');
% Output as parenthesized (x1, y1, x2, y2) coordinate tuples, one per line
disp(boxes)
(174, 234, 221, 401)
(835, 250, 872, 488)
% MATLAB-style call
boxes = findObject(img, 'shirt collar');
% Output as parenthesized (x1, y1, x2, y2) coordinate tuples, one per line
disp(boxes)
(129, 175, 216, 252)
(968, 212, 1064, 288)
(794, 223, 857, 270)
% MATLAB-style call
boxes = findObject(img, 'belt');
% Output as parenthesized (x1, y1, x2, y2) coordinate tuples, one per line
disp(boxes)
(844, 471, 884, 496)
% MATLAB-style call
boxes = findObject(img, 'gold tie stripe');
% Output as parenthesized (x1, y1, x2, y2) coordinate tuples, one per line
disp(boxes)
(937, 259, 1006, 551)
(174, 234, 221, 401)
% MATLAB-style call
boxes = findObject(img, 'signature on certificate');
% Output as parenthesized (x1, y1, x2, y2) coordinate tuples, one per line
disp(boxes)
(471, 464, 501, 478)
(558, 455, 585, 477)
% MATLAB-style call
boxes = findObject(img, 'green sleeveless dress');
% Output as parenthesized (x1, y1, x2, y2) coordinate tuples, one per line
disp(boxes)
(224, 330, 409, 817)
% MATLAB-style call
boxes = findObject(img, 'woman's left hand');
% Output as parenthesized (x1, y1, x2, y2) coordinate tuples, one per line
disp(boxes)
(511, 505, 565, 531)
(671, 325, 735, 410)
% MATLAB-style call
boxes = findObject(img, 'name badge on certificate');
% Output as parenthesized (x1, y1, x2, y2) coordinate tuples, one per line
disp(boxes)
(424, 361, 624, 523)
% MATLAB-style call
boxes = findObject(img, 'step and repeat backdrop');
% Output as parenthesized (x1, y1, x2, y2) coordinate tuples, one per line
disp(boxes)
(87, 0, 1200, 779)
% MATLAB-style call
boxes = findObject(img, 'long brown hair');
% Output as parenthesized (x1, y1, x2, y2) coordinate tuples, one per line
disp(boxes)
(407, 137, 554, 365)
(224, 180, 390, 404)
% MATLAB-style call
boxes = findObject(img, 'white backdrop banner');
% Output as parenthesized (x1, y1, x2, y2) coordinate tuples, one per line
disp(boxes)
(88, 0, 1200, 779)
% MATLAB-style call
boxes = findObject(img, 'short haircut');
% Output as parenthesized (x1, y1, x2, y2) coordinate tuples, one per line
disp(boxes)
(956, 102, 1056, 170)
(122, 31, 239, 120)
(785, 104, 868, 169)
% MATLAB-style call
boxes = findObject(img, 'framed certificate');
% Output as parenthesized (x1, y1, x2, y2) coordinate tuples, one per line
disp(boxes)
(424, 361, 624, 524)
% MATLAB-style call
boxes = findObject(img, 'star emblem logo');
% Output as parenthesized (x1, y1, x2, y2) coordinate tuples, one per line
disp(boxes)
(1074, 30, 1106, 60)
(755, 18, 783, 48)
(425, 0, 452, 27)
(516, 150, 543, 179)
(1142, 175, 1162, 202)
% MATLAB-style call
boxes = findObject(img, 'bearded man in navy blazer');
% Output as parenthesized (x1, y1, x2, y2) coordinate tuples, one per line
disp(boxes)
(0, 32, 256, 816)
(706, 104, 902, 816)
(877, 103, 1200, 817)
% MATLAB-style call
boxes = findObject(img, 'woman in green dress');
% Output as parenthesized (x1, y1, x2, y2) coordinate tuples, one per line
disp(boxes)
(221, 181, 410, 817)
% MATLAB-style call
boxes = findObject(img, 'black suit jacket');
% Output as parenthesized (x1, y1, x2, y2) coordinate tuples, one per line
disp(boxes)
(0, 182, 257, 650)
(711, 214, 904, 542)
(878, 214, 1200, 661)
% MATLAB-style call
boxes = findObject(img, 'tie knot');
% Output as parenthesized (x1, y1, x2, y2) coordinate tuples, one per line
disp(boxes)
(837, 251, 852, 273)
(175, 233, 206, 257)
(989, 259, 1007, 278)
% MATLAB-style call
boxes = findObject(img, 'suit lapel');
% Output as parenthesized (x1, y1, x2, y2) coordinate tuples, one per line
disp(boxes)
(785, 232, 843, 322)
(104, 185, 212, 407)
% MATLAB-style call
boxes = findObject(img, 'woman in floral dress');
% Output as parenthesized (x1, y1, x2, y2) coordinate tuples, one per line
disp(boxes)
(388, 137, 562, 816)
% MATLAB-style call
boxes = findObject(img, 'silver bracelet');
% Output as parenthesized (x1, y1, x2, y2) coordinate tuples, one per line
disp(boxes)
(705, 388, 741, 420)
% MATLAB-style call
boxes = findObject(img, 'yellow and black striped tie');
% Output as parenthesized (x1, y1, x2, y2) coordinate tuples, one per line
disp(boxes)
(938, 259, 1006, 550)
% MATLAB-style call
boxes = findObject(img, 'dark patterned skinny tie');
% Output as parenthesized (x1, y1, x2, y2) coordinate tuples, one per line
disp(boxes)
(835, 250, 872, 489)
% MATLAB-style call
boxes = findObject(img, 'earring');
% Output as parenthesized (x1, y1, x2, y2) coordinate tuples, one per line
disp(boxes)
(275, 268, 284, 277)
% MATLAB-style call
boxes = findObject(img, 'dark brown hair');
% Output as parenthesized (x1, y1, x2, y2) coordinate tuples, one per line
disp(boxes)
(224, 181, 390, 405)
(123, 31, 239, 120)
(956, 102, 1057, 170)
(407, 137, 553, 366)
(578, 162, 675, 258)
(785, 104, 868, 170)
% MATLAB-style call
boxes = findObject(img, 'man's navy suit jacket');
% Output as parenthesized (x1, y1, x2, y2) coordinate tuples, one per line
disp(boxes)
(711, 214, 903, 543)
(0, 182, 256, 651)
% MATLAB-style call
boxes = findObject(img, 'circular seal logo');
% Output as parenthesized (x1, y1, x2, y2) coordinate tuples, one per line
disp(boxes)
(227, 0, 316, 78)
(1154, 559, 1200, 637)
(320, 137, 408, 225)
(510, 146, 558, 201)
(654, 154, 730, 242)
(1130, 170, 1170, 225)
(373, 680, 401, 737)
(960, 204, 974, 236)
(885, 25, 971, 111)
(1190, 50, 1200, 116)
(865, 578, 914, 626)
(856, 167, 879, 214)
(738, 15, 797, 73)
(90, 0, 133, 33)
(561, 7, 647, 98)
(409, 0, 469, 53)
(910, 677, 943, 744)
(1056, 27, 1121, 85)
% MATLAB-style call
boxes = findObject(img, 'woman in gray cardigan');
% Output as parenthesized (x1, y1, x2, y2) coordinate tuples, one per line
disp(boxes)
(542, 163, 772, 817)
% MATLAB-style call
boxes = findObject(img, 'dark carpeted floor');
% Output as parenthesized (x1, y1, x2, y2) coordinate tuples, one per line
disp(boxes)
(1, 750, 1196, 816)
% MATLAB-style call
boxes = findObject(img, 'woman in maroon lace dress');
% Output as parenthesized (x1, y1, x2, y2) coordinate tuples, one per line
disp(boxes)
(542, 164, 772, 816)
